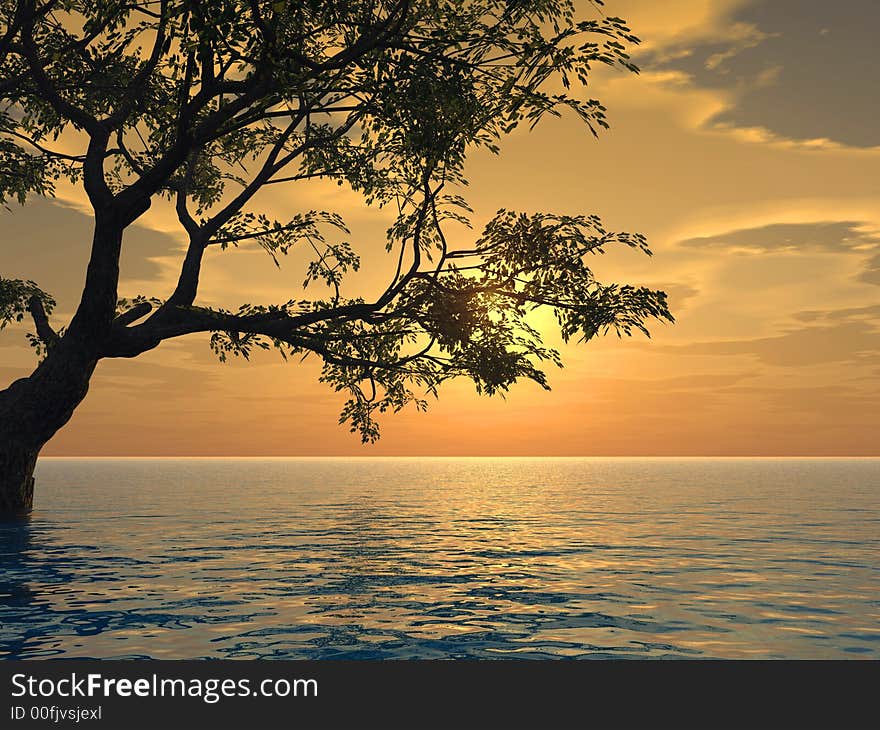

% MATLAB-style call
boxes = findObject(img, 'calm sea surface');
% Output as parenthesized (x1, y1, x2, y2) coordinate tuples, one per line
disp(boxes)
(1, 457, 878, 659)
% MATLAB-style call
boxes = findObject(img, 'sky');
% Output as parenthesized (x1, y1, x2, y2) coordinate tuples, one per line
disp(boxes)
(2, 0, 879, 456)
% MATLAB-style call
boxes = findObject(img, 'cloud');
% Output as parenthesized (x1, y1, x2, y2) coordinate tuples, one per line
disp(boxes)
(794, 304, 880, 324)
(679, 220, 880, 286)
(660, 319, 880, 368)
(605, 0, 756, 54)
(721, 382, 880, 425)
(91, 357, 221, 399)
(639, 0, 880, 147)
(654, 282, 700, 310)
(860, 253, 880, 286)
(681, 220, 879, 253)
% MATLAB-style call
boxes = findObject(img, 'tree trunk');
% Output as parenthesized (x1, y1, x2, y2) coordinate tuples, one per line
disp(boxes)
(0, 338, 97, 520)
(0, 441, 38, 518)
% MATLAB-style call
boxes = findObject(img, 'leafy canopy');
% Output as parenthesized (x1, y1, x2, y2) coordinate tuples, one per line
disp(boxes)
(0, 0, 672, 440)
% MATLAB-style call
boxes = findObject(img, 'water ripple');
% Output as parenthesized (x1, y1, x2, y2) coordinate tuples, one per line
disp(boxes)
(1, 457, 878, 659)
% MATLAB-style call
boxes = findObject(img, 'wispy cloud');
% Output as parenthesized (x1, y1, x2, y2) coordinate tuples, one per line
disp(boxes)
(638, 0, 880, 148)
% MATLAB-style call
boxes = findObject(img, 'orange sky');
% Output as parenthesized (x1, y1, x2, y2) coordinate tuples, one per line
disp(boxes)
(2, 0, 879, 455)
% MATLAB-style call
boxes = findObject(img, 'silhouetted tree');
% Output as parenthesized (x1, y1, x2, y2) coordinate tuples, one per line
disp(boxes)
(0, 0, 672, 515)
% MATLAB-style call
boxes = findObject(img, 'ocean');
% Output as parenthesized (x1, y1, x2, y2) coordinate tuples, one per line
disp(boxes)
(1, 457, 877, 659)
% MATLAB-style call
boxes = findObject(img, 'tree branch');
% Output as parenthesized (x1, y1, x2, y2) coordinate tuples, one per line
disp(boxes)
(104, 299, 380, 358)
(18, 2, 103, 137)
(104, 0, 170, 129)
(27, 294, 58, 345)
(112, 301, 153, 327)
(1, 128, 86, 161)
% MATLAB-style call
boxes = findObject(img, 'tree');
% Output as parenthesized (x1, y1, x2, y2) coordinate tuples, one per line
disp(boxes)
(0, 0, 672, 516)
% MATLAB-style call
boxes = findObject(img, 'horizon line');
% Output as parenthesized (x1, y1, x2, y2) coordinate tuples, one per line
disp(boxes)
(39, 454, 880, 459)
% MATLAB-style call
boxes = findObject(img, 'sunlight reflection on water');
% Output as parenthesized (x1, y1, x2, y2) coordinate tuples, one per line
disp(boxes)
(1, 457, 878, 659)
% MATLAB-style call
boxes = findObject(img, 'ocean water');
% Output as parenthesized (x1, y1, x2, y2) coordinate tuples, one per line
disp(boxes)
(1, 457, 878, 660)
